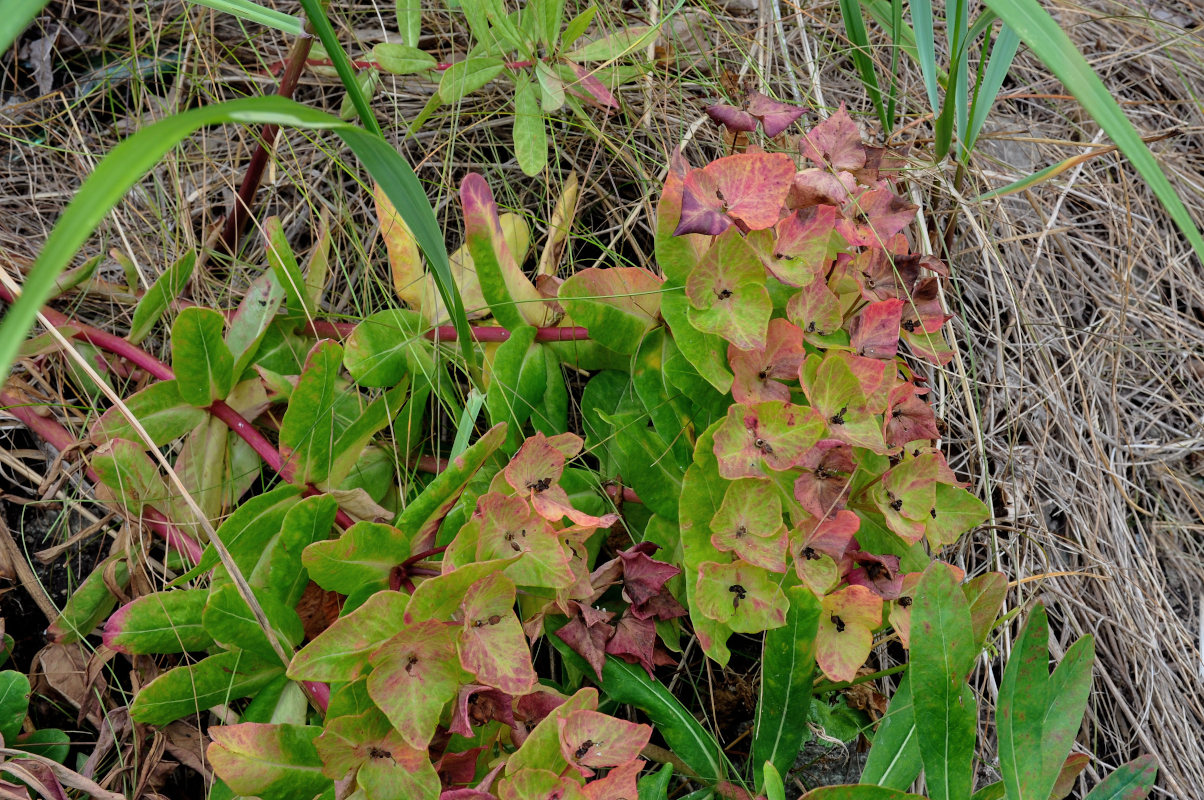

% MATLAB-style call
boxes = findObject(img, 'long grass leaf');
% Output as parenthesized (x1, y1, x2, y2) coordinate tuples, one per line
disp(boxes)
(0, 96, 464, 379)
(838, 0, 888, 130)
(2, 0, 50, 55)
(951, 0, 970, 157)
(979, 0, 1204, 262)
(188, 0, 305, 35)
(964, 24, 1020, 156)
(910, 0, 940, 114)
(297, 0, 380, 137)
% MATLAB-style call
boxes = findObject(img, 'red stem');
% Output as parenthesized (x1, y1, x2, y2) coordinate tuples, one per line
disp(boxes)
(0, 285, 354, 528)
(220, 31, 315, 253)
(0, 391, 204, 564)
(266, 56, 536, 77)
(306, 319, 591, 343)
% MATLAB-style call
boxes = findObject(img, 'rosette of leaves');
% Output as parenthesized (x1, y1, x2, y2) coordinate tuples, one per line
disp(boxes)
(376, 0, 652, 175)
(572, 101, 990, 690)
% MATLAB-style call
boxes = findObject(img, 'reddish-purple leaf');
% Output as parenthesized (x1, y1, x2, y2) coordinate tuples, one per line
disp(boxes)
(704, 151, 795, 231)
(728, 318, 806, 404)
(616, 545, 684, 614)
(448, 684, 518, 738)
(793, 439, 856, 519)
(675, 168, 731, 236)
(887, 572, 923, 648)
(815, 584, 882, 682)
(746, 90, 806, 137)
(799, 104, 865, 171)
(838, 187, 918, 248)
(554, 613, 615, 682)
(788, 169, 856, 208)
(706, 103, 758, 133)
(605, 610, 672, 677)
(558, 709, 652, 776)
(886, 384, 940, 447)
(458, 573, 537, 694)
(849, 298, 904, 359)
(791, 510, 859, 594)
(900, 276, 952, 335)
(854, 248, 921, 302)
(437, 746, 487, 788)
(845, 550, 904, 599)
(712, 401, 825, 478)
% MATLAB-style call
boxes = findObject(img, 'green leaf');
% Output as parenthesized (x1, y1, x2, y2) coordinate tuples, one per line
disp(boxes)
(486, 325, 546, 452)
(278, 341, 342, 485)
(978, 0, 1204, 262)
(303, 522, 411, 596)
(524, 0, 563, 47)
(911, 562, 976, 800)
(92, 380, 206, 447)
(800, 787, 927, 800)
(183, 484, 304, 579)
(1, 2, 50, 59)
(209, 723, 330, 800)
(227, 271, 287, 377)
(564, 25, 655, 61)
(460, 173, 549, 329)
(603, 411, 683, 521)
(560, 267, 663, 355)
(685, 230, 772, 351)
(548, 623, 727, 782)
(861, 673, 923, 789)
(633, 329, 695, 464)
(371, 43, 435, 75)
(394, 422, 507, 552)
(367, 620, 465, 749)
(405, 558, 518, 624)
(264, 216, 315, 320)
(560, 7, 596, 50)
(457, 572, 537, 694)
(203, 583, 303, 662)
(926, 482, 990, 549)
(172, 306, 235, 407)
(514, 72, 548, 176)
(344, 308, 436, 389)
(129, 252, 195, 343)
(0, 671, 30, 744)
(637, 764, 674, 800)
(288, 590, 409, 682)
(439, 57, 505, 102)
(48, 554, 130, 644)
(1040, 635, 1096, 800)
(392, 0, 422, 48)
(188, 0, 305, 35)
(679, 420, 735, 664)
(753, 585, 820, 790)
(535, 60, 565, 111)
(265, 494, 338, 607)
(91, 438, 169, 514)
(998, 603, 1051, 800)
(661, 290, 733, 393)
(131, 650, 284, 725)
(1082, 755, 1158, 800)
(15, 728, 70, 763)
(104, 589, 214, 655)
(763, 762, 786, 800)
(0, 94, 468, 392)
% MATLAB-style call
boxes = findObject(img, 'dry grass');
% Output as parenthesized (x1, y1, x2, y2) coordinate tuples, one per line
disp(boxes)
(2, 0, 1203, 796)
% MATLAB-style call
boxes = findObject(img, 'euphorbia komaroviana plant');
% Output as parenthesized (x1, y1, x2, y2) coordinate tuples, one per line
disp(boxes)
(648, 101, 990, 682)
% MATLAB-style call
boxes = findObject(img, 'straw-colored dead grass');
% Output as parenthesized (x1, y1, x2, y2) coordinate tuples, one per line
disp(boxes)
(2, 0, 1202, 796)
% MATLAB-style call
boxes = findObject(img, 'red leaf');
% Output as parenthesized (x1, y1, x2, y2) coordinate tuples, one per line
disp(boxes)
(746, 91, 807, 137)
(675, 168, 731, 236)
(849, 298, 904, 359)
(900, 277, 952, 335)
(767, 205, 840, 286)
(845, 550, 904, 598)
(854, 248, 921, 302)
(582, 757, 645, 800)
(788, 169, 856, 208)
(728, 318, 806, 404)
(706, 103, 758, 132)
(554, 615, 615, 682)
(799, 104, 865, 171)
(448, 684, 517, 737)
(605, 609, 663, 676)
(793, 440, 856, 518)
(838, 187, 917, 247)
(886, 385, 940, 447)
(566, 62, 619, 109)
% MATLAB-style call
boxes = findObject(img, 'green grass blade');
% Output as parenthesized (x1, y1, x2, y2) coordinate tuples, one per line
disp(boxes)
(297, 0, 381, 138)
(2, 0, 49, 55)
(0, 96, 466, 380)
(951, 0, 970, 158)
(884, 0, 903, 131)
(838, 0, 888, 130)
(910, 0, 940, 114)
(979, 0, 1204, 262)
(188, 0, 305, 35)
(964, 24, 1020, 157)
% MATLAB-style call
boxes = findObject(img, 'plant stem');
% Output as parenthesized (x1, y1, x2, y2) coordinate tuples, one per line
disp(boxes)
(306, 319, 591, 343)
(218, 28, 316, 254)
(265, 57, 538, 76)
(0, 391, 204, 563)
